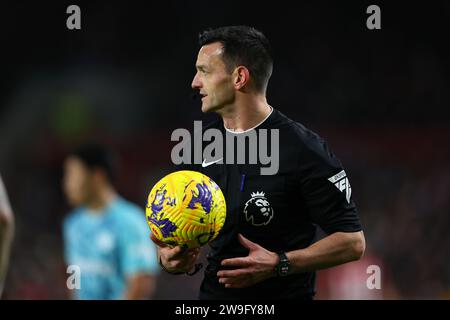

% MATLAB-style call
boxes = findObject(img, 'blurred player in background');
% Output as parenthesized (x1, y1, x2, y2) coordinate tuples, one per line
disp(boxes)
(0, 174, 14, 297)
(62, 143, 159, 299)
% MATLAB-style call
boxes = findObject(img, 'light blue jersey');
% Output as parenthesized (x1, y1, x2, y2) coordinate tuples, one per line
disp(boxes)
(63, 197, 159, 300)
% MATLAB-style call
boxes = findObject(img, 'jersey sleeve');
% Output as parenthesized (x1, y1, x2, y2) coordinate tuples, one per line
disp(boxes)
(296, 131, 362, 235)
(118, 209, 160, 276)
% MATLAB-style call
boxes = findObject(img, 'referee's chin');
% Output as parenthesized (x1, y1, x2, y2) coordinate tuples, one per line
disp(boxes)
(201, 103, 226, 115)
(201, 103, 217, 114)
(201, 102, 213, 113)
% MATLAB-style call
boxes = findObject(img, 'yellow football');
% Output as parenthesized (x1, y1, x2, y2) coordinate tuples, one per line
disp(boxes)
(146, 170, 226, 249)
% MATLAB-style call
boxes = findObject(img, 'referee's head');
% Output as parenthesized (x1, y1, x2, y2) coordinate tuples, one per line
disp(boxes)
(192, 26, 273, 113)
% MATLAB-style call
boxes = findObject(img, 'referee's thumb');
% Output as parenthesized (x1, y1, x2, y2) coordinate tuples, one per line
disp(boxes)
(237, 233, 258, 251)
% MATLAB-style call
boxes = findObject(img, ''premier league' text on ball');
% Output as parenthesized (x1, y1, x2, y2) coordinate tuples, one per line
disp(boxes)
(171, 121, 279, 175)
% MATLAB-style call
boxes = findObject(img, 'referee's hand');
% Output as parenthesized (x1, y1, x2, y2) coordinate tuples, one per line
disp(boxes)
(217, 234, 279, 288)
(150, 233, 200, 274)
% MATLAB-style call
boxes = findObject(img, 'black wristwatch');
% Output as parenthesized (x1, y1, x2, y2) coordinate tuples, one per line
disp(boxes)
(275, 252, 290, 277)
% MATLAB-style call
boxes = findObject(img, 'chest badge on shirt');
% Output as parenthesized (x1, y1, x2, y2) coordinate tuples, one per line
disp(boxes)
(243, 191, 274, 226)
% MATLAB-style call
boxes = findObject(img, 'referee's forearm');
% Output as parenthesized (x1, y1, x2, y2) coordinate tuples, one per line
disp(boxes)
(286, 231, 365, 274)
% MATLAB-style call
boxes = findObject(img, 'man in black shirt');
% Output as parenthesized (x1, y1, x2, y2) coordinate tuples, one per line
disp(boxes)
(156, 26, 365, 299)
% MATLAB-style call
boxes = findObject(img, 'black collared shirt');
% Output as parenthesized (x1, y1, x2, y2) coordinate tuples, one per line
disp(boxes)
(178, 108, 362, 299)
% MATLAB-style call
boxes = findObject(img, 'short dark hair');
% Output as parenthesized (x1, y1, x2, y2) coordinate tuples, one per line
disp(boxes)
(70, 143, 117, 184)
(199, 26, 273, 92)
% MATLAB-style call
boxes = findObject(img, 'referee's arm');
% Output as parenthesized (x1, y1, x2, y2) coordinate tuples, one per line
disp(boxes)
(286, 230, 365, 274)
(288, 137, 366, 274)
(0, 175, 14, 297)
(218, 231, 364, 288)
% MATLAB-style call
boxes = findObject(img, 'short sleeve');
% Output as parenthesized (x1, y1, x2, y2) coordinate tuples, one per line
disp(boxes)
(118, 209, 160, 276)
(297, 133, 362, 235)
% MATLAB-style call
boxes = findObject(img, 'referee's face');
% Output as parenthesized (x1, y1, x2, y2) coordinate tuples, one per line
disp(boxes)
(192, 42, 235, 113)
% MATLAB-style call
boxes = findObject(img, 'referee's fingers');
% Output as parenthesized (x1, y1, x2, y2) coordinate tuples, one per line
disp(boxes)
(221, 257, 251, 267)
(170, 244, 190, 257)
(218, 277, 248, 288)
(177, 246, 200, 256)
(150, 233, 168, 248)
(217, 268, 248, 278)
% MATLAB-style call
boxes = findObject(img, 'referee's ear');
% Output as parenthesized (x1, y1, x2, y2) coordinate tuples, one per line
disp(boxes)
(233, 66, 250, 91)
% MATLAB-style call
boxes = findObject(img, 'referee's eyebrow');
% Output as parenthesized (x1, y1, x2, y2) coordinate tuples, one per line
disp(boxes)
(196, 64, 208, 71)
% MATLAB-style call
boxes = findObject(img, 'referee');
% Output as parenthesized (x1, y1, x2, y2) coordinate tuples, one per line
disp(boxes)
(157, 26, 365, 300)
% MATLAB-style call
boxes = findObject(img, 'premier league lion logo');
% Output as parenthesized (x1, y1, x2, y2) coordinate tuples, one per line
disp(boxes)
(243, 191, 274, 226)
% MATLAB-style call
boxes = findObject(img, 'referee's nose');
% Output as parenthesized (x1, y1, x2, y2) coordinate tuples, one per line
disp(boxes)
(191, 72, 202, 90)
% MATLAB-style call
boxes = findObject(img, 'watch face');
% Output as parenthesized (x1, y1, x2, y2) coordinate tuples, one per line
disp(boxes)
(279, 262, 289, 276)
(277, 252, 290, 276)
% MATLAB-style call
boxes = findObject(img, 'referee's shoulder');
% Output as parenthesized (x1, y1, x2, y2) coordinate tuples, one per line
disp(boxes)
(276, 111, 336, 163)
(276, 111, 324, 147)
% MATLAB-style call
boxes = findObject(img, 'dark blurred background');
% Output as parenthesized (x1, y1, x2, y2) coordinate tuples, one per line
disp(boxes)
(0, 1, 449, 299)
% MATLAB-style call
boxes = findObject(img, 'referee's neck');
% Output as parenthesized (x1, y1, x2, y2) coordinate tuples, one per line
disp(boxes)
(221, 95, 271, 132)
